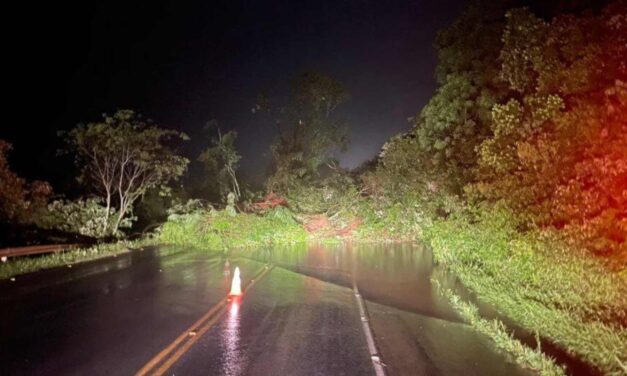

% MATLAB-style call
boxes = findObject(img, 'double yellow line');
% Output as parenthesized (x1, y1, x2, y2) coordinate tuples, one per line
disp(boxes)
(135, 264, 274, 376)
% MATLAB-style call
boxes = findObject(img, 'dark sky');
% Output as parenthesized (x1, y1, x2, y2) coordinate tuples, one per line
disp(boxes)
(5, 0, 468, 190)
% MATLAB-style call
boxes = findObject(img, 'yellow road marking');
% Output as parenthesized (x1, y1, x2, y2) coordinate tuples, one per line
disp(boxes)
(152, 303, 228, 375)
(135, 265, 273, 376)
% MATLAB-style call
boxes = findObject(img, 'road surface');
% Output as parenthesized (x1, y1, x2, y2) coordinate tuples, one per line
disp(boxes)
(0, 246, 528, 375)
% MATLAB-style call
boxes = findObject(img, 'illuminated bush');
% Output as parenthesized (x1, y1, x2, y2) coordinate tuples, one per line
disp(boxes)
(37, 198, 131, 239)
(374, 2, 627, 256)
(471, 5, 627, 255)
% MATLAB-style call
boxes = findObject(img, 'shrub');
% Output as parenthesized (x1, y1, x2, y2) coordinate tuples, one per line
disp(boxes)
(36, 198, 131, 238)
(159, 207, 308, 250)
(286, 173, 360, 216)
(471, 6, 627, 255)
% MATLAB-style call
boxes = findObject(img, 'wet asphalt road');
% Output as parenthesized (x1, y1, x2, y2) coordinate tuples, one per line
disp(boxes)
(170, 266, 373, 376)
(0, 246, 527, 375)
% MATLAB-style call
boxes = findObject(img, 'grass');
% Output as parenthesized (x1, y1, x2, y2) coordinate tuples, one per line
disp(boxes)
(0, 238, 158, 280)
(435, 281, 566, 376)
(159, 207, 309, 250)
(424, 207, 627, 375)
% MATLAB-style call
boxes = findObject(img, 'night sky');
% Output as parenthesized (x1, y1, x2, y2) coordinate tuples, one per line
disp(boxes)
(5, 0, 468, 190)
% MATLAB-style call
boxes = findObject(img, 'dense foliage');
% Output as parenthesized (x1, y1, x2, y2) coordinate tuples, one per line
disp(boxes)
(160, 207, 307, 250)
(415, 3, 510, 195)
(372, 1, 627, 257)
(472, 5, 627, 254)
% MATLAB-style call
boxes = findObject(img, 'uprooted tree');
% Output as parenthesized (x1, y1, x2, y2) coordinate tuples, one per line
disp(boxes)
(63, 110, 189, 236)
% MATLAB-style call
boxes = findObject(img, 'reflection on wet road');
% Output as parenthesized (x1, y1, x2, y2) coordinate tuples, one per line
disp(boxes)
(234, 243, 529, 376)
(223, 298, 242, 375)
(0, 248, 264, 375)
(0, 244, 529, 375)
(170, 266, 373, 375)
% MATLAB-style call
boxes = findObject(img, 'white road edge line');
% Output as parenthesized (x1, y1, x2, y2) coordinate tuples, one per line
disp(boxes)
(353, 281, 386, 376)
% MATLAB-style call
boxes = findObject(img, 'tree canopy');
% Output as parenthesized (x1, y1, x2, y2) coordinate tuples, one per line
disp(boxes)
(198, 120, 242, 202)
(372, 0, 627, 255)
(472, 4, 627, 253)
(263, 71, 349, 193)
(64, 110, 189, 235)
(369, 2, 512, 212)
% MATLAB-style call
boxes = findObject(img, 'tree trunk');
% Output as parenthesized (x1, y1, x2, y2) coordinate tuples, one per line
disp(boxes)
(113, 199, 128, 237)
(228, 167, 240, 201)
(103, 189, 111, 236)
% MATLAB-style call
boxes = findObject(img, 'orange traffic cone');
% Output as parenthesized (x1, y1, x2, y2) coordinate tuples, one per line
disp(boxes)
(229, 266, 242, 297)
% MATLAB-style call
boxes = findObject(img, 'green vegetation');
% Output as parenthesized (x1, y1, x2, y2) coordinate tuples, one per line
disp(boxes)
(62, 109, 189, 236)
(356, 4, 627, 371)
(470, 6, 627, 255)
(372, 2, 627, 257)
(425, 206, 627, 375)
(352, 197, 427, 241)
(159, 207, 308, 250)
(2, 1, 626, 374)
(35, 198, 132, 238)
(437, 283, 566, 376)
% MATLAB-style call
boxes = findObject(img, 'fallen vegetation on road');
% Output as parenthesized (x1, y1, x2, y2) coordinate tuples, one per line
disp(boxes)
(159, 207, 308, 250)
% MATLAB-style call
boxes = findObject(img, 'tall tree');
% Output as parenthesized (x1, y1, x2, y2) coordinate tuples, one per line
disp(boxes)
(262, 71, 349, 193)
(368, 2, 512, 210)
(414, 2, 512, 195)
(64, 110, 189, 235)
(198, 120, 242, 201)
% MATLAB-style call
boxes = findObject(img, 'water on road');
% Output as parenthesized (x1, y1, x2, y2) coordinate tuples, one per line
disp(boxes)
(0, 244, 528, 375)
(235, 243, 528, 375)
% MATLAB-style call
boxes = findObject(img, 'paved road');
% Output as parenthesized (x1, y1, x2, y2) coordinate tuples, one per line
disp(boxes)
(0, 247, 527, 375)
